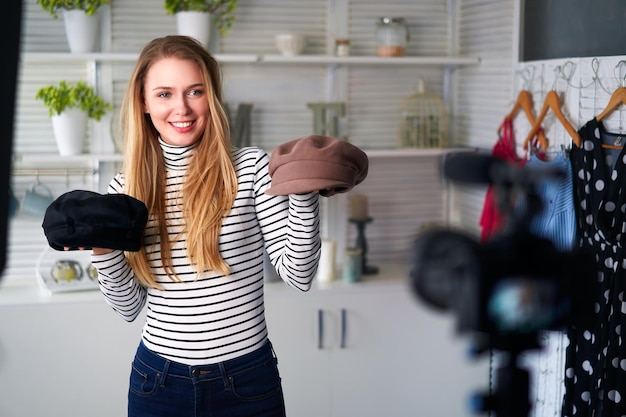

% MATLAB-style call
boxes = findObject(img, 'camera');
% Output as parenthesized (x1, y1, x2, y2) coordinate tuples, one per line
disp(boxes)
(409, 152, 596, 417)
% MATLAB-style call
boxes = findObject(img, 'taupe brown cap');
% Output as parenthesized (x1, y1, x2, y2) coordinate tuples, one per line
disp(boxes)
(265, 135, 369, 196)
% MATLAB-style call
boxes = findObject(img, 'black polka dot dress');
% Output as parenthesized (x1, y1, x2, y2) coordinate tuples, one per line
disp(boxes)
(563, 118, 626, 417)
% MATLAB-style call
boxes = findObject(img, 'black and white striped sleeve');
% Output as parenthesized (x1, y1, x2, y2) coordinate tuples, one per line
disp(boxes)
(91, 249, 147, 321)
(253, 150, 322, 291)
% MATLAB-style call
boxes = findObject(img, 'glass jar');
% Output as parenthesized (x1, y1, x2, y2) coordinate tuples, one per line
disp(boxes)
(335, 38, 350, 56)
(376, 17, 408, 57)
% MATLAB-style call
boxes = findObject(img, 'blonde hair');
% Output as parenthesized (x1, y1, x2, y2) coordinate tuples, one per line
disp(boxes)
(119, 35, 237, 288)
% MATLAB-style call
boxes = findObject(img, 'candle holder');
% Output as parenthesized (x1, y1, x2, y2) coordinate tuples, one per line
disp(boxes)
(348, 217, 379, 275)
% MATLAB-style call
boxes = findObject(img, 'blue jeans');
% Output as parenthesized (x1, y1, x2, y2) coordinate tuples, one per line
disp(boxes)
(128, 340, 286, 417)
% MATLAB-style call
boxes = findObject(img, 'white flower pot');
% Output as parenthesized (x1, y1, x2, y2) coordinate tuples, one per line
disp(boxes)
(63, 9, 100, 53)
(51, 108, 88, 156)
(176, 11, 211, 46)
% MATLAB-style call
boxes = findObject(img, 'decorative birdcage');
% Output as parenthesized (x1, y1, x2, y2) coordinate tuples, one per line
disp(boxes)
(397, 79, 448, 148)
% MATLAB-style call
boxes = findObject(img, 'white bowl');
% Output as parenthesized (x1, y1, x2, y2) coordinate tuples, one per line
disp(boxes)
(275, 33, 306, 56)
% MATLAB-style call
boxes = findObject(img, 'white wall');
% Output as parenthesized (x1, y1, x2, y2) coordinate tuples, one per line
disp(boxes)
(451, 0, 517, 234)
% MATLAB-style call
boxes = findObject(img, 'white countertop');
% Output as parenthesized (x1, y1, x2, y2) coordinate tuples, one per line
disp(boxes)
(0, 263, 413, 306)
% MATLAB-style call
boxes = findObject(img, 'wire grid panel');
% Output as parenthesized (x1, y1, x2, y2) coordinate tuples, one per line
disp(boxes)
(511, 55, 626, 157)
(513, 55, 626, 417)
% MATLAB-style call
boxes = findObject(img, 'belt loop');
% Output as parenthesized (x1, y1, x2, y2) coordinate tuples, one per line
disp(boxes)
(268, 339, 278, 364)
(218, 362, 230, 390)
(159, 360, 171, 387)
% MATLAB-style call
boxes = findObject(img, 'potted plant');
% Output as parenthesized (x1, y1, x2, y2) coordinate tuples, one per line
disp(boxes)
(37, 0, 111, 53)
(164, 0, 238, 46)
(35, 80, 112, 156)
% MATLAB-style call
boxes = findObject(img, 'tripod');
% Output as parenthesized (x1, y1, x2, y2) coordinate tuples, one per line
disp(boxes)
(471, 336, 538, 417)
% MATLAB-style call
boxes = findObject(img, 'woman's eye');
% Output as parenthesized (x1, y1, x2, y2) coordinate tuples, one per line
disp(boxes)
(157, 92, 170, 98)
(188, 89, 203, 97)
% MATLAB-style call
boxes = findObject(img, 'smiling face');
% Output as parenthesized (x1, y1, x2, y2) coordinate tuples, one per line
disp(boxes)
(143, 57, 209, 146)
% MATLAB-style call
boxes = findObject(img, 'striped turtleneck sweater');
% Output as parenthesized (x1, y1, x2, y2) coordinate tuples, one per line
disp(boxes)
(91, 141, 321, 365)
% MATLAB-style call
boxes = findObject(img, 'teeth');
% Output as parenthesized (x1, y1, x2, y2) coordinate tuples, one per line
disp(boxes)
(172, 121, 192, 128)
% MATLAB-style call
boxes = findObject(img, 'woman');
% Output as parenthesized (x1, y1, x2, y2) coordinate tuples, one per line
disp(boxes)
(90, 35, 321, 417)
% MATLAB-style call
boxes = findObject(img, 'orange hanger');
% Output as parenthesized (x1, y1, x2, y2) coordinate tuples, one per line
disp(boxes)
(498, 90, 549, 151)
(595, 86, 626, 149)
(524, 90, 581, 148)
(596, 86, 626, 122)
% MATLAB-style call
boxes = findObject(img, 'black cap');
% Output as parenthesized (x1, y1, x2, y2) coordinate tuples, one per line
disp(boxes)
(42, 190, 149, 252)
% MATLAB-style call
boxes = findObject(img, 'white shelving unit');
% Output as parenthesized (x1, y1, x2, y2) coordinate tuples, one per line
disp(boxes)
(17, 53, 480, 165)
(13, 49, 481, 277)
(11, 0, 483, 285)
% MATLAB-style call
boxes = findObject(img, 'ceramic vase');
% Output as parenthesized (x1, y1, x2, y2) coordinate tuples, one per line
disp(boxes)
(63, 9, 99, 53)
(176, 11, 211, 47)
(51, 108, 88, 156)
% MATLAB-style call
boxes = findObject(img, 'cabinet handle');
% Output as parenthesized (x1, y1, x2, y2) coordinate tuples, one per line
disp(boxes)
(340, 308, 347, 349)
(317, 309, 324, 349)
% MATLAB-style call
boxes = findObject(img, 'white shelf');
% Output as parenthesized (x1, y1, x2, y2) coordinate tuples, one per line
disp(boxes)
(14, 148, 475, 165)
(0, 261, 410, 306)
(21, 52, 260, 64)
(14, 153, 123, 163)
(21, 52, 480, 67)
(21, 52, 139, 62)
(364, 147, 475, 158)
(260, 54, 481, 66)
(215, 54, 261, 63)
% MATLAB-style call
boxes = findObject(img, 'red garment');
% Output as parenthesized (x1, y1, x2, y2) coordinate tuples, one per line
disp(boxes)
(479, 117, 528, 241)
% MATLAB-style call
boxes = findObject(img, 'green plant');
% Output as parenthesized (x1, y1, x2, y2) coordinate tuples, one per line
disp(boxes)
(164, 0, 238, 36)
(37, 0, 111, 19)
(35, 80, 112, 121)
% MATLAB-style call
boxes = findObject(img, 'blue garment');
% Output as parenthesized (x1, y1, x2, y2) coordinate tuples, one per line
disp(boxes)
(515, 152, 576, 252)
(128, 340, 286, 417)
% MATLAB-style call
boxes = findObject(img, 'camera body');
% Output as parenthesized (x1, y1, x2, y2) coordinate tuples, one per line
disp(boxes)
(411, 224, 594, 352)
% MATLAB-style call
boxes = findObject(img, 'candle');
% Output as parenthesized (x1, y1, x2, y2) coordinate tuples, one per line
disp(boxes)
(349, 194, 369, 220)
(316, 239, 336, 283)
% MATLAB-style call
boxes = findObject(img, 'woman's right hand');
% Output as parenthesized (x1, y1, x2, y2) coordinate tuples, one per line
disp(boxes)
(92, 248, 114, 255)
(63, 246, 113, 255)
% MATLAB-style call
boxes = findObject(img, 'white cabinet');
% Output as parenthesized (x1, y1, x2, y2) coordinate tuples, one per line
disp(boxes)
(0, 294, 145, 417)
(264, 274, 489, 417)
(0, 274, 489, 417)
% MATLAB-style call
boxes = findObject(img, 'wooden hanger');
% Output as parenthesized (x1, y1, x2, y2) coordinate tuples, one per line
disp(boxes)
(498, 90, 549, 151)
(524, 90, 581, 148)
(596, 86, 626, 122)
(595, 86, 626, 149)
